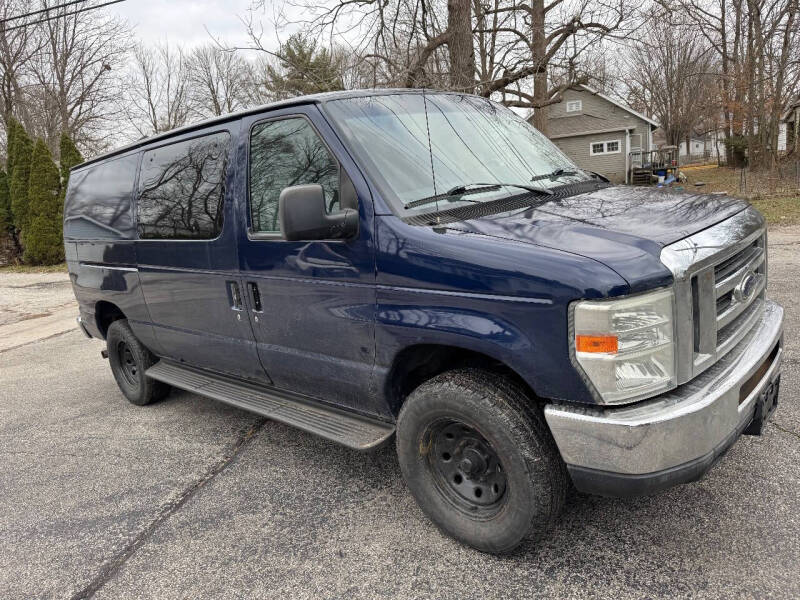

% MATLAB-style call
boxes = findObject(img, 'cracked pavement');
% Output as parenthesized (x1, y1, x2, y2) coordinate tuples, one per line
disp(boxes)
(1, 226, 799, 599)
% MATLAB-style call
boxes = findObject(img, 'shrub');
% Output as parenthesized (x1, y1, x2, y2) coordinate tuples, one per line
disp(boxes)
(59, 132, 83, 190)
(724, 135, 748, 169)
(8, 118, 33, 232)
(23, 139, 63, 265)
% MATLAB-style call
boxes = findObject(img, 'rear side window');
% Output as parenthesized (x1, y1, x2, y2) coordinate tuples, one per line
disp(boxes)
(63, 154, 138, 239)
(137, 131, 230, 240)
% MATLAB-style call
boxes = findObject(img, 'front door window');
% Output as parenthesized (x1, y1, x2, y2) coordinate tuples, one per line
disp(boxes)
(249, 117, 339, 234)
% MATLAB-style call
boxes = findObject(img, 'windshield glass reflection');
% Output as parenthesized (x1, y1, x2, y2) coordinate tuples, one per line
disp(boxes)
(325, 93, 589, 215)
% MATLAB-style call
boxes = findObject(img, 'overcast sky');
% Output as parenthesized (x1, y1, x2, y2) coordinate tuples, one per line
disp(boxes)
(112, 0, 262, 48)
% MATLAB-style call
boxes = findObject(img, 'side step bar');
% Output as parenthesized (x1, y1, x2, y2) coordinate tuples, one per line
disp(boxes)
(145, 361, 395, 451)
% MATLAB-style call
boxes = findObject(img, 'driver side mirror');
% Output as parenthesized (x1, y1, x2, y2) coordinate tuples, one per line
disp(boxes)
(279, 184, 358, 241)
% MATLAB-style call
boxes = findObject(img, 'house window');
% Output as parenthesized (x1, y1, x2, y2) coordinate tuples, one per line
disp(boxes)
(590, 140, 621, 155)
(566, 100, 582, 113)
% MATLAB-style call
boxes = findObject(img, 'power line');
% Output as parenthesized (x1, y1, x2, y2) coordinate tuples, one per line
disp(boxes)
(1, 0, 91, 25)
(0, 0, 127, 33)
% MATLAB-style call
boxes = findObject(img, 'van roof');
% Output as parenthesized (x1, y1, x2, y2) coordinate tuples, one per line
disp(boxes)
(75, 88, 445, 171)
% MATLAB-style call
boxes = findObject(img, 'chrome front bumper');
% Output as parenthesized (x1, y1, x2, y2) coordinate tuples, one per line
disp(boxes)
(545, 300, 784, 496)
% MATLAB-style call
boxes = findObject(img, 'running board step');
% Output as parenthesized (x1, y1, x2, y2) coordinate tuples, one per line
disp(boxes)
(145, 361, 395, 451)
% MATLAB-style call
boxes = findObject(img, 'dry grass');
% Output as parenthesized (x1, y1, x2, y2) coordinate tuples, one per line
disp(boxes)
(678, 164, 800, 225)
(0, 262, 67, 274)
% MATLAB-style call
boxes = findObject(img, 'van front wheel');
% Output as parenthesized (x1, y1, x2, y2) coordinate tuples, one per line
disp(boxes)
(396, 369, 567, 554)
(106, 319, 170, 406)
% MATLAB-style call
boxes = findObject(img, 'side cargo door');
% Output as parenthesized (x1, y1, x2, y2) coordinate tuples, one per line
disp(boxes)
(236, 106, 383, 416)
(134, 122, 267, 383)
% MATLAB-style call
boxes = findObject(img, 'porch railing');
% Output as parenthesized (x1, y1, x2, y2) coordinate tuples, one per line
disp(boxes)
(629, 148, 679, 170)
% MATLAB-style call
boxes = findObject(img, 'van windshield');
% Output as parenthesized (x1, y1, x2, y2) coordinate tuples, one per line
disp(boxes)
(324, 93, 591, 216)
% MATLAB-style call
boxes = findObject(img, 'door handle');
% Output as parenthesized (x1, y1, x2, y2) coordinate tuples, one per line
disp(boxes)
(228, 281, 243, 311)
(247, 282, 262, 312)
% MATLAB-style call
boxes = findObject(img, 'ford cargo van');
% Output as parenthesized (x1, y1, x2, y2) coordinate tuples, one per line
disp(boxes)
(64, 90, 783, 553)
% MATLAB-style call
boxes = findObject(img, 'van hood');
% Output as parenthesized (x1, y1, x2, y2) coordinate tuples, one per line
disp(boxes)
(441, 185, 750, 292)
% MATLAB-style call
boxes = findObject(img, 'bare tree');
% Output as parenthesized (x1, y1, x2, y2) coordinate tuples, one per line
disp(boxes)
(755, 0, 799, 165)
(477, 0, 632, 133)
(187, 44, 251, 118)
(0, 0, 42, 131)
(125, 42, 192, 137)
(271, 0, 632, 134)
(242, 0, 455, 90)
(27, 0, 129, 155)
(448, 0, 476, 91)
(624, 11, 717, 147)
(667, 0, 800, 166)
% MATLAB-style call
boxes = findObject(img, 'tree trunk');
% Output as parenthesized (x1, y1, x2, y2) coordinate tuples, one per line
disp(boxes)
(447, 0, 475, 92)
(530, 0, 548, 135)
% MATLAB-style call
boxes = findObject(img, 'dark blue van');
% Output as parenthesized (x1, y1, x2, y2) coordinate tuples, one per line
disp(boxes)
(64, 90, 784, 553)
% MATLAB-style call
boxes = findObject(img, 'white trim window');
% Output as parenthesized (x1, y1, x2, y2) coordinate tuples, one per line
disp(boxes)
(566, 100, 582, 113)
(590, 140, 621, 155)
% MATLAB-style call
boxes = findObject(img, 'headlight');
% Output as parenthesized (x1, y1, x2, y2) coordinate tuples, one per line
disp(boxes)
(571, 288, 676, 404)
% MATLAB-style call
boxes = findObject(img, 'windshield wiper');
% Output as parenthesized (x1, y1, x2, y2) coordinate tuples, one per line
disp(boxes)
(405, 182, 553, 210)
(530, 168, 578, 183)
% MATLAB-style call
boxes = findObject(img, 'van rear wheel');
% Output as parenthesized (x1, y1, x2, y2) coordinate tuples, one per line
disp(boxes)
(106, 319, 170, 406)
(396, 369, 567, 554)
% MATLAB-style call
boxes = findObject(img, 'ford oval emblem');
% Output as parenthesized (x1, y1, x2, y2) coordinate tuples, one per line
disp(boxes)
(734, 269, 760, 304)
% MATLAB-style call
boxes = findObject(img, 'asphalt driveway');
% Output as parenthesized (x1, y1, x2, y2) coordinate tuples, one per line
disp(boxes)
(1, 227, 799, 599)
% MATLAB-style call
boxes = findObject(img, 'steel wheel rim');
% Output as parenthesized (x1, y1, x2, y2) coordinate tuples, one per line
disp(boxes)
(116, 341, 139, 387)
(426, 419, 508, 516)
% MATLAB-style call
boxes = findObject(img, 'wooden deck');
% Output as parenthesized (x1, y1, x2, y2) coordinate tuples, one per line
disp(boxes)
(629, 147, 680, 184)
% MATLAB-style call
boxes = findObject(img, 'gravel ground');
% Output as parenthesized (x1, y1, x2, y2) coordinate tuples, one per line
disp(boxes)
(1, 227, 798, 599)
(0, 272, 75, 327)
(0, 273, 79, 353)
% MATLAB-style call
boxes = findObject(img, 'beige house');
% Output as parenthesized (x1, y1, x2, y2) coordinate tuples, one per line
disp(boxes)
(534, 85, 659, 183)
(783, 97, 800, 154)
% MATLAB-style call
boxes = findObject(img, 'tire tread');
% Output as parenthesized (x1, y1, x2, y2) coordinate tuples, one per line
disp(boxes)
(397, 368, 567, 553)
(107, 319, 170, 406)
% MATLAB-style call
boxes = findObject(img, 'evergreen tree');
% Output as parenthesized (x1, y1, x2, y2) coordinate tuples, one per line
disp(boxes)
(266, 34, 344, 99)
(0, 170, 11, 235)
(2, 120, 23, 261)
(23, 139, 63, 265)
(9, 118, 33, 233)
(6, 118, 17, 176)
(59, 132, 83, 190)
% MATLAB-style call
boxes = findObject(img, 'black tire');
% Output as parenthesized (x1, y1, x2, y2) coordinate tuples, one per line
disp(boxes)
(396, 368, 567, 554)
(106, 319, 170, 406)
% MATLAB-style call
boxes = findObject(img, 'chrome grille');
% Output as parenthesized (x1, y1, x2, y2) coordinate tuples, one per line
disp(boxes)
(714, 241, 762, 282)
(660, 206, 767, 384)
(714, 236, 766, 337)
(717, 295, 764, 352)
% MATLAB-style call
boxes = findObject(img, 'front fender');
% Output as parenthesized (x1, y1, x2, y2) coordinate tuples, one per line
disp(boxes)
(374, 288, 594, 405)
(373, 215, 630, 406)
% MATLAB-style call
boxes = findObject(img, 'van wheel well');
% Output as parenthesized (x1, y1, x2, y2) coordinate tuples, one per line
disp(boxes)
(387, 345, 535, 415)
(95, 301, 126, 339)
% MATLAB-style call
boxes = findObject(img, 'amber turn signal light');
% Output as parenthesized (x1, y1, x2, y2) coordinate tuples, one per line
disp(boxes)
(576, 334, 618, 354)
